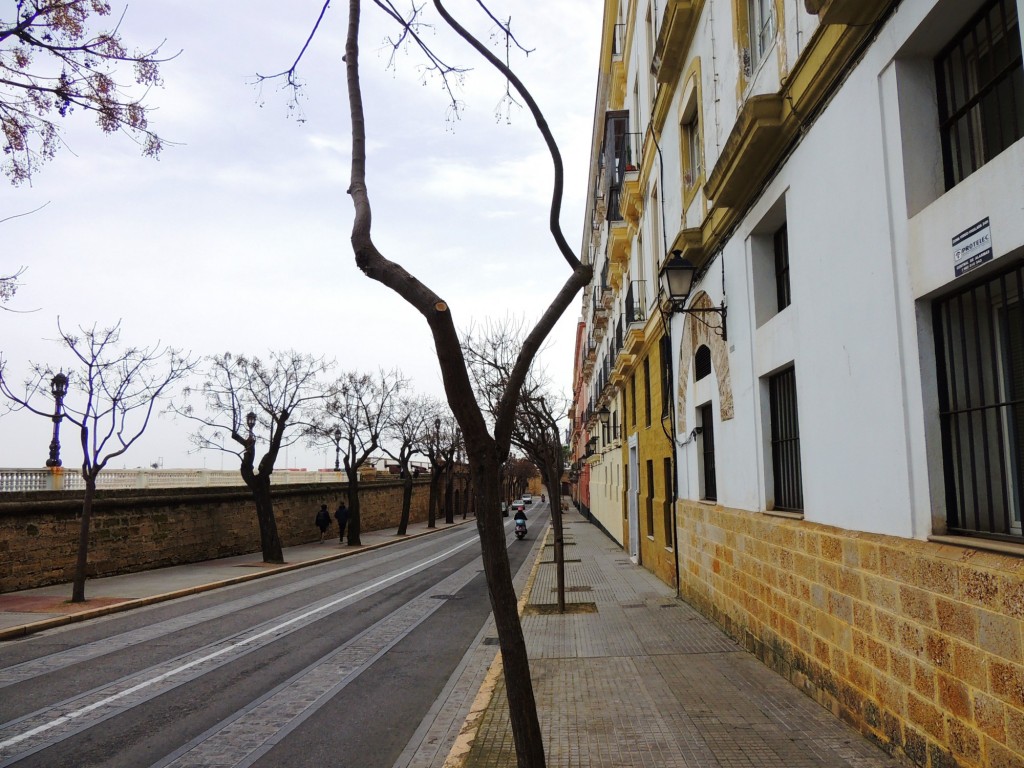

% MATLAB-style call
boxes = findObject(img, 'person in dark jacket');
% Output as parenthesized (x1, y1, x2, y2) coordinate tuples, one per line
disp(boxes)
(315, 504, 331, 543)
(335, 502, 350, 543)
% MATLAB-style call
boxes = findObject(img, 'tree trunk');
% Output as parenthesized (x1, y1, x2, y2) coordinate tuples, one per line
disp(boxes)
(428, 466, 440, 528)
(346, 469, 362, 545)
(472, 448, 546, 767)
(71, 476, 97, 603)
(249, 475, 284, 563)
(545, 463, 565, 613)
(398, 472, 413, 535)
(444, 465, 455, 524)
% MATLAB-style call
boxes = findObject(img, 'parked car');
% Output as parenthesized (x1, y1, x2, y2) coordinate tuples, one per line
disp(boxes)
(510, 499, 526, 513)
(522, 493, 533, 505)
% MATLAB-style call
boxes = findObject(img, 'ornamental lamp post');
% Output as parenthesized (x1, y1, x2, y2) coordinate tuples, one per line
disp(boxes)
(45, 372, 69, 468)
(246, 411, 257, 441)
(333, 426, 342, 472)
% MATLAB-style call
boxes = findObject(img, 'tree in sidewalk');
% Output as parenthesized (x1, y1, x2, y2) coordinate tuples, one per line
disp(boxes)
(463, 318, 570, 610)
(174, 351, 333, 564)
(0, 1, 174, 185)
(381, 392, 432, 536)
(314, 368, 405, 546)
(419, 400, 452, 529)
(0, 320, 193, 602)
(268, 3, 592, 763)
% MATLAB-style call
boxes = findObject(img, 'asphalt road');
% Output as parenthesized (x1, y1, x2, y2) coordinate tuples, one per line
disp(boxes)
(0, 506, 548, 768)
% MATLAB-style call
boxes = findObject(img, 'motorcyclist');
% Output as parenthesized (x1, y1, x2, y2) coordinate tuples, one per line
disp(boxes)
(513, 508, 528, 524)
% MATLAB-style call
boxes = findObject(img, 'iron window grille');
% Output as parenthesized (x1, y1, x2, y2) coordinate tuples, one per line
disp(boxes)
(934, 261, 1024, 541)
(774, 223, 791, 312)
(699, 403, 717, 501)
(646, 459, 656, 535)
(643, 356, 652, 428)
(695, 345, 712, 382)
(769, 367, 803, 511)
(935, 0, 1023, 189)
(660, 334, 673, 419)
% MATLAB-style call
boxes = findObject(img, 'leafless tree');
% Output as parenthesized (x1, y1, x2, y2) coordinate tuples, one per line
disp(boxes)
(463, 318, 570, 610)
(0, 1, 175, 184)
(173, 351, 333, 563)
(382, 392, 432, 535)
(312, 368, 405, 546)
(267, 2, 593, 762)
(418, 399, 452, 529)
(0, 320, 193, 602)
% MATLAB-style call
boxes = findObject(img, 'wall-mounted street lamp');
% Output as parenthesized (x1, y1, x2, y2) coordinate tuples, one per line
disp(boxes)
(45, 372, 69, 468)
(659, 250, 727, 339)
(333, 426, 342, 471)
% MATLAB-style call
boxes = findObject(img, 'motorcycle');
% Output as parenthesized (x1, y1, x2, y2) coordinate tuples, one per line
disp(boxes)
(514, 517, 528, 540)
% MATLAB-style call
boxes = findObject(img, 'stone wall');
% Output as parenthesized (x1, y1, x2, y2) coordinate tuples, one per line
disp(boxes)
(676, 501, 1024, 768)
(0, 480, 431, 593)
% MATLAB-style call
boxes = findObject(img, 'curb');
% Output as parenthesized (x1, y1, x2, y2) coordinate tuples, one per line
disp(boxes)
(441, 522, 550, 768)
(0, 519, 475, 642)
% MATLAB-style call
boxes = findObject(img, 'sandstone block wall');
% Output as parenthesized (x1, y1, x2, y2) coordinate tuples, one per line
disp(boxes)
(0, 480, 431, 593)
(676, 502, 1024, 768)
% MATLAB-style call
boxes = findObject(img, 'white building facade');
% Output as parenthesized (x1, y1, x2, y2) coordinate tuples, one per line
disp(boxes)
(574, 0, 1024, 765)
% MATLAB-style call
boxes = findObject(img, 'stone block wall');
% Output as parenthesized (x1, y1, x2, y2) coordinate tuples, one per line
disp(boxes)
(676, 501, 1024, 768)
(0, 480, 431, 593)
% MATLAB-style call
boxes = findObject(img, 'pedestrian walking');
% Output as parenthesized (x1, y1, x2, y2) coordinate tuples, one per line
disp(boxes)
(335, 501, 350, 543)
(315, 504, 331, 543)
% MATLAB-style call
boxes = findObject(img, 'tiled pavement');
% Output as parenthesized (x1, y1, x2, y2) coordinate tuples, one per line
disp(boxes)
(454, 510, 904, 768)
(0, 509, 908, 767)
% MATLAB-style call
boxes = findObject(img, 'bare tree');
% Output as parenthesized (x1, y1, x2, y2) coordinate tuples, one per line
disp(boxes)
(463, 318, 570, 611)
(174, 351, 333, 563)
(382, 392, 432, 535)
(266, 3, 592, 762)
(0, 1, 175, 184)
(419, 399, 451, 529)
(314, 368, 405, 546)
(0, 320, 193, 602)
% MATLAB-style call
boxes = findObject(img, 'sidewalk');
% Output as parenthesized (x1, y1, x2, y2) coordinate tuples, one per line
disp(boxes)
(0, 517, 473, 640)
(448, 509, 904, 768)
(0, 508, 906, 768)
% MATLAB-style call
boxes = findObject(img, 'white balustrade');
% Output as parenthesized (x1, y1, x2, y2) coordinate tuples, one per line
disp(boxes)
(0, 468, 350, 493)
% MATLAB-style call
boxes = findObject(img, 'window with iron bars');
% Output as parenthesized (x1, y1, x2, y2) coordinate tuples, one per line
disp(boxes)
(769, 367, 803, 511)
(699, 403, 717, 501)
(935, 0, 1023, 189)
(935, 261, 1024, 541)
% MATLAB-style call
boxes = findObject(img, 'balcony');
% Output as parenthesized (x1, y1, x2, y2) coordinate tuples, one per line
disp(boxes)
(624, 280, 647, 354)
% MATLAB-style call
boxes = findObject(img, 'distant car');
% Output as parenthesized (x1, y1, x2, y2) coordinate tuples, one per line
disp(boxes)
(522, 493, 533, 505)
(510, 499, 526, 513)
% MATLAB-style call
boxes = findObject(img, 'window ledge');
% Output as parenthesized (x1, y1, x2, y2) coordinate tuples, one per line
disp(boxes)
(929, 535, 1024, 559)
(763, 509, 804, 520)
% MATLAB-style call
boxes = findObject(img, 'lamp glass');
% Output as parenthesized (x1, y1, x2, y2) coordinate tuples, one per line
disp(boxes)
(597, 406, 611, 426)
(660, 253, 696, 302)
(246, 411, 257, 429)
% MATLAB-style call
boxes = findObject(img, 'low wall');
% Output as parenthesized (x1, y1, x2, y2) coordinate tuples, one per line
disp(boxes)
(0, 480, 431, 593)
(676, 501, 1024, 768)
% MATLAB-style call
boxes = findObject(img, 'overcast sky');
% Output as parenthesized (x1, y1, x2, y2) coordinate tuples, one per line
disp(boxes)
(0, 1, 600, 471)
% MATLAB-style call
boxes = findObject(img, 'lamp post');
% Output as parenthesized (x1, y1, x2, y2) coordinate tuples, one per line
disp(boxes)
(659, 250, 727, 339)
(45, 372, 68, 468)
(333, 426, 342, 472)
(246, 411, 257, 443)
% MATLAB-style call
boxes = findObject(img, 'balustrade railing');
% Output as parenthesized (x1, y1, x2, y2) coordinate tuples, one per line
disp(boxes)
(0, 468, 353, 493)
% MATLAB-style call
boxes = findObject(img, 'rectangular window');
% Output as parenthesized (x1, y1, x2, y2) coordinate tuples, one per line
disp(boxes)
(699, 403, 717, 501)
(630, 372, 637, 427)
(660, 334, 672, 419)
(774, 223, 791, 311)
(935, 262, 1024, 540)
(643, 356, 652, 427)
(747, 0, 776, 69)
(663, 457, 674, 548)
(646, 459, 655, 536)
(936, 0, 1023, 188)
(683, 113, 702, 189)
(769, 368, 803, 511)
